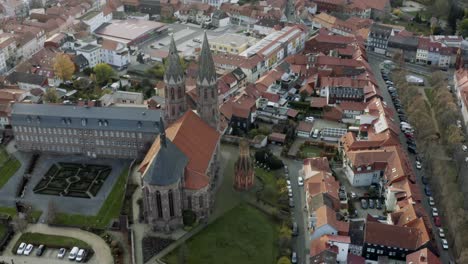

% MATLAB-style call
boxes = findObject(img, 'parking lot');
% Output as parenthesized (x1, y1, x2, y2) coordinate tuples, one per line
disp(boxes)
(0, 247, 97, 264)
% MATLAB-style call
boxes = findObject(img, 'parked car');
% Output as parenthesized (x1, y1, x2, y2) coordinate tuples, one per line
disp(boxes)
(76, 249, 87, 262)
(369, 199, 375, 209)
(361, 199, 368, 209)
(288, 189, 293, 197)
(291, 252, 298, 263)
(376, 199, 382, 209)
(16, 242, 26, 255)
(428, 196, 435, 206)
(425, 186, 432, 196)
(415, 161, 422, 169)
(434, 216, 441, 227)
(350, 192, 357, 199)
(286, 180, 291, 186)
(442, 239, 449, 250)
(408, 145, 417, 154)
(298, 177, 304, 186)
(292, 222, 298, 236)
(432, 207, 439, 217)
(289, 198, 294, 207)
(36, 245, 45, 256)
(24, 244, 34, 256)
(69, 247, 79, 260)
(439, 228, 445, 238)
(421, 176, 428, 185)
(463, 145, 467, 152)
(57, 248, 66, 258)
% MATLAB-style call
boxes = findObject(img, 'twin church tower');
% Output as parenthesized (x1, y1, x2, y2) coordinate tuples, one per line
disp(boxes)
(164, 32, 219, 130)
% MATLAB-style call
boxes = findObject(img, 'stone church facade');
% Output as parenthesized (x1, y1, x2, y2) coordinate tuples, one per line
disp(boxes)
(140, 33, 221, 232)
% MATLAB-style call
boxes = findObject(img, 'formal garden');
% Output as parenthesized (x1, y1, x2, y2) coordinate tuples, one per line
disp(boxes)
(33, 163, 111, 198)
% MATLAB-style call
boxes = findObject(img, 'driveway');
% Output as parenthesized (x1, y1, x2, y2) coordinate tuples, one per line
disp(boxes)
(0, 224, 112, 264)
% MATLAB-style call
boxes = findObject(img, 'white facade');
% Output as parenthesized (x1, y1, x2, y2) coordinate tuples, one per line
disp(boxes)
(82, 11, 111, 32)
(76, 45, 102, 68)
(343, 163, 380, 187)
(328, 239, 350, 263)
(438, 53, 450, 68)
(17, 36, 43, 60)
(217, 16, 230, 27)
(101, 46, 130, 69)
(415, 48, 428, 64)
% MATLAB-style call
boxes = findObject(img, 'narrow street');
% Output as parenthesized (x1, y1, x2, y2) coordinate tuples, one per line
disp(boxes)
(368, 55, 455, 264)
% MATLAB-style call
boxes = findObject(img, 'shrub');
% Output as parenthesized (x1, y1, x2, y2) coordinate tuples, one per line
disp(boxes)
(182, 210, 196, 226)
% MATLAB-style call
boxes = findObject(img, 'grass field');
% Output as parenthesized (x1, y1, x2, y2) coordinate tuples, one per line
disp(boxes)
(53, 168, 129, 229)
(12, 232, 91, 252)
(299, 145, 322, 158)
(0, 157, 21, 188)
(163, 204, 279, 264)
(0, 207, 41, 223)
(255, 168, 280, 206)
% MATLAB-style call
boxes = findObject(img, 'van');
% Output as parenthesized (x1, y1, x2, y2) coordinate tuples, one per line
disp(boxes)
(312, 129, 319, 138)
(68, 247, 79, 260)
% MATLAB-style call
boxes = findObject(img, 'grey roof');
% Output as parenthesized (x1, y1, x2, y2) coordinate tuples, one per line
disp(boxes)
(164, 35, 185, 83)
(197, 32, 217, 84)
(73, 54, 89, 67)
(6, 72, 48, 86)
(11, 103, 163, 133)
(143, 138, 188, 186)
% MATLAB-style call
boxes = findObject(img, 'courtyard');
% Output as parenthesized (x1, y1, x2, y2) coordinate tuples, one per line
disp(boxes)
(33, 163, 112, 199)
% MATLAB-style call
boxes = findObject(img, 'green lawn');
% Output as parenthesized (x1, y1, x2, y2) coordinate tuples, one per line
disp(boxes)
(299, 145, 322, 158)
(255, 168, 280, 206)
(163, 204, 279, 264)
(0, 148, 9, 165)
(0, 207, 41, 223)
(0, 224, 7, 239)
(0, 157, 21, 188)
(53, 168, 129, 229)
(12, 232, 90, 252)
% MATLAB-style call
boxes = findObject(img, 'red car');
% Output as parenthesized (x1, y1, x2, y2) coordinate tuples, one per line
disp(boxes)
(434, 216, 441, 227)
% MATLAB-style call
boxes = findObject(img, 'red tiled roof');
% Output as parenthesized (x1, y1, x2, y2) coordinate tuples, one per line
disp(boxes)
(297, 121, 313, 132)
(406, 248, 441, 264)
(315, 205, 349, 234)
(365, 221, 421, 250)
(310, 97, 328, 108)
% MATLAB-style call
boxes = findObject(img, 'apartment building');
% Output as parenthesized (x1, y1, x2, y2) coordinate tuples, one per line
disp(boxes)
(11, 104, 162, 159)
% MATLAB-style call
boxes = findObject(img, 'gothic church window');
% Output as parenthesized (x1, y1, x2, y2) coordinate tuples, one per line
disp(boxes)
(171, 88, 175, 100)
(199, 195, 204, 208)
(169, 190, 175, 217)
(156, 191, 163, 218)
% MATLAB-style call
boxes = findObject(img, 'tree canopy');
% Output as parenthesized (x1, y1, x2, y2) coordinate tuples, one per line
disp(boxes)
(94, 63, 115, 85)
(53, 53, 75, 81)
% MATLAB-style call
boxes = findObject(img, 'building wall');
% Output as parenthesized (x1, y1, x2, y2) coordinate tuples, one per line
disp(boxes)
(363, 242, 411, 261)
(343, 164, 380, 187)
(13, 125, 156, 159)
(183, 185, 211, 220)
(143, 180, 184, 231)
(76, 47, 102, 68)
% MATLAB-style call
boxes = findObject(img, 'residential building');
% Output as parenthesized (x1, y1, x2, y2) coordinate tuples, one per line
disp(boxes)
(367, 23, 393, 54)
(5, 72, 49, 91)
(100, 39, 130, 69)
(81, 10, 112, 32)
(363, 221, 428, 261)
(211, 10, 230, 28)
(387, 35, 419, 62)
(296, 121, 314, 138)
(416, 37, 429, 64)
(11, 104, 162, 159)
(76, 43, 102, 68)
(427, 41, 442, 66)
(406, 248, 441, 264)
(309, 205, 349, 241)
(220, 94, 256, 132)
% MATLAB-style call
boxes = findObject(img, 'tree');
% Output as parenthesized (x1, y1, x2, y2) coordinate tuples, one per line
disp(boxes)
(47, 200, 57, 224)
(43, 88, 60, 103)
(11, 215, 28, 233)
(53, 53, 75, 81)
(177, 242, 188, 264)
(277, 257, 292, 264)
(458, 19, 468, 38)
(94, 63, 115, 85)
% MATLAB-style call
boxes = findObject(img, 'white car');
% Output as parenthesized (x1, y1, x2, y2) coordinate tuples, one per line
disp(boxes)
(439, 228, 445, 238)
(24, 244, 34, 256)
(457, 120, 462, 128)
(288, 189, 293, 197)
(432, 207, 439, 217)
(57, 248, 66, 258)
(298, 177, 304, 186)
(442, 239, 449, 250)
(415, 161, 422, 169)
(286, 180, 291, 186)
(463, 145, 467, 152)
(428, 196, 435, 206)
(16, 242, 26, 255)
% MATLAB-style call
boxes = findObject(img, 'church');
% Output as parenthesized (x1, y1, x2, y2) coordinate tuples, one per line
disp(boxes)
(139, 33, 221, 231)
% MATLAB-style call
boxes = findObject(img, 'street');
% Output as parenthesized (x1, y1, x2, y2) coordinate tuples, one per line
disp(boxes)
(269, 145, 308, 264)
(368, 55, 455, 263)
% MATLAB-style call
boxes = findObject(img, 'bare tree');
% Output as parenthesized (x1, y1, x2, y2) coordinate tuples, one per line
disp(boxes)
(47, 200, 57, 224)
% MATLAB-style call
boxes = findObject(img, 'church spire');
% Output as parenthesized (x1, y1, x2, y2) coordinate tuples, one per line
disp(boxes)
(159, 117, 166, 148)
(165, 35, 184, 84)
(197, 32, 216, 85)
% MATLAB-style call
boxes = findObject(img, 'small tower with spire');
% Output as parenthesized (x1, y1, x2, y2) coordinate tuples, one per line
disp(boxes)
(234, 139, 254, 190)
(164, 35, 186, 124)
(196, 32, 219, 130)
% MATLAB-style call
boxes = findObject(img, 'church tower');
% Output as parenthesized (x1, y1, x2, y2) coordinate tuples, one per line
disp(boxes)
(196, 32, 219, 130)
(164, 35, 186, 124)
